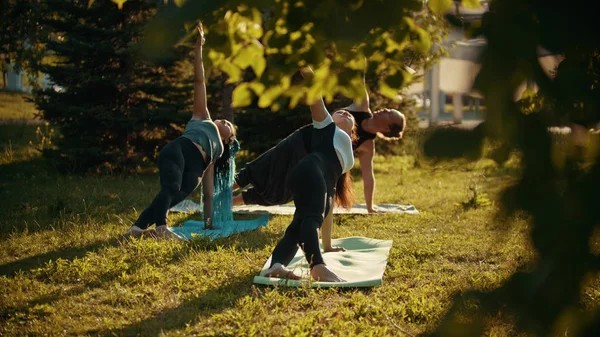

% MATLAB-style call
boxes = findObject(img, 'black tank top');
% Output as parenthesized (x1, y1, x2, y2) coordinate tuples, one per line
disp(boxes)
(348, 110, 376, 150)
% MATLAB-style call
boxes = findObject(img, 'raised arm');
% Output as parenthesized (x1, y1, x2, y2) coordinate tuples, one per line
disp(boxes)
(356, 139, 377, 213)
(300, 67, 329, 123)
(192, 23, 210, 120)
(345, 74, 370, 112)
(344, 59, 370, 112)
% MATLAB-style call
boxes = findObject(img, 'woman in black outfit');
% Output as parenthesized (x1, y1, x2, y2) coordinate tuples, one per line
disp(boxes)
(263, 68, 357, 282)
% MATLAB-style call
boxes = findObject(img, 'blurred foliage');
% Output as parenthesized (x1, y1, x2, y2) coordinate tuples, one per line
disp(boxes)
(140, 0, 451, 110)
(4, 0, 449, 164)
(422, 0, 600, 336)
(146, 0, 449, 157)
(32, 0, 193, 173)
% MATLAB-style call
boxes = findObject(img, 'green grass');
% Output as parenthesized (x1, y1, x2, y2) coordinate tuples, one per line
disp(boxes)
(0, 90, 40, 121)
(0, 125, 598, 336)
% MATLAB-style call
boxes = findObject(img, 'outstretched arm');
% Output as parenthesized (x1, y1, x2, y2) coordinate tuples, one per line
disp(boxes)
(300, 67, 330, 123)
(344, 59, 370, 112)
(356, 139, 378, 213)
(344, 76, 370, 112)
(322, 210, 346, 252)
(192, 23, 210, 120)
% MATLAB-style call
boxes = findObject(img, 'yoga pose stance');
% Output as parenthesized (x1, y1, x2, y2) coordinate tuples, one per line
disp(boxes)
(125, 24, 236, 239)
(234, 75, 405, 213)
(264, 68, 356, 282)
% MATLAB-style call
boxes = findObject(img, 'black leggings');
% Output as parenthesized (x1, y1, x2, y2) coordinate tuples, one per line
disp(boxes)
(134, 137, 207, 229)
(235, 125, 312, 206)
(269, 153, 332, 268)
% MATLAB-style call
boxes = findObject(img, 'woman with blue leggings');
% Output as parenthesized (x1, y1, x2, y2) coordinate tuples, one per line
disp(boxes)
(264, 68, 357, 282)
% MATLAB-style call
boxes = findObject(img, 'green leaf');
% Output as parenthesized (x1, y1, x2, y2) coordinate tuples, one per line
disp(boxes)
(428, 0, 453, 14)
(379, 78, 401, 100)
(174, 0, 186, 7)
(220, 62, 242, 83)
(412, 26, 432, 54)
(248, 82, 266, 95)
(287, 86, 306, 108)
(258, 86, 285, 108)
(250, 44, 266, 77)
(520, 88, 537, 100)
(111, 0, 126, 9)
(232, 83, 253, 108)
(461, 0, 481, 9)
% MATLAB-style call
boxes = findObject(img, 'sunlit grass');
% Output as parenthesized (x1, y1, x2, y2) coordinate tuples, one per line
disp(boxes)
(0, 124, 597, 337)
(0, 90, 39, 121)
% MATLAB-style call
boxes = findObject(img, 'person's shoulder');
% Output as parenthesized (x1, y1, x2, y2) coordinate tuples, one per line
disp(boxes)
(188, 118, 216, 127)
(189, 117, 213, 122)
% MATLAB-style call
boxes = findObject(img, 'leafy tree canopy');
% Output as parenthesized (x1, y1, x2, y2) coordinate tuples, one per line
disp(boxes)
(137, 0, 461, 110)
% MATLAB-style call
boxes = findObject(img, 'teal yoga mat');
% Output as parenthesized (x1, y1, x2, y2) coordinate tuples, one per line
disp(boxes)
(169, 213, 269, 240)
(253, 236, 393, 288)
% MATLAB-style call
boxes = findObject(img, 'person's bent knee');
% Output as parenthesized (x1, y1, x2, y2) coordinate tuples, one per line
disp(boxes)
(235, 168, 251, 188)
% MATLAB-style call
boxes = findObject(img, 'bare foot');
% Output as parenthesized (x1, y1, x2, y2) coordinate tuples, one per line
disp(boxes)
(141, 229, 158, 239)
(155, 225, 185, 241)
(323, 246, 346, 253)
(123, 225, 144, 239)
(264, 263, 300, 280)
(367, 207, 385, 214)
(310, 264, 345, 282)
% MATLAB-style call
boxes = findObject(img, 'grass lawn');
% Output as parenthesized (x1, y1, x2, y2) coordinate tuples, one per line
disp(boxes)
(0, 90, 39, 121)
(0, 124, 598, 337)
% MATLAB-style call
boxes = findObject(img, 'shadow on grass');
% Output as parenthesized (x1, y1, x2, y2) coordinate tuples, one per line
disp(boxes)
(0, 155, 50, 179)
(0, 218, 281, 278)
(0, 238, 122, 277)
(0, 124, 38, 145)
(93, 272, 254, 337)
(171, 212, 282, 252)
(0, 246, 149, 326)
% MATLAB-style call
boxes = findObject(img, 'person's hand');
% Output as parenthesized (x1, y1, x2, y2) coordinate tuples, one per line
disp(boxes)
(196, 22, 205, 47)
(323, 246, 346, 253)
(203, 217, 213, 230)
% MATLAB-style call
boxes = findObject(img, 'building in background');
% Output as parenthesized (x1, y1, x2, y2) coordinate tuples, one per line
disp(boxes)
(413, 0, 563, 126)
(1, 62, 53, 93)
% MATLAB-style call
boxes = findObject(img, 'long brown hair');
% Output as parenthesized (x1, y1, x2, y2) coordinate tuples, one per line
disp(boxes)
(335, 171, 354, 209)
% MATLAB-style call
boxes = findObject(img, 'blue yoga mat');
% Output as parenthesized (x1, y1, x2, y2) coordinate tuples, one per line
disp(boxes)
(169, 213, 269, 240)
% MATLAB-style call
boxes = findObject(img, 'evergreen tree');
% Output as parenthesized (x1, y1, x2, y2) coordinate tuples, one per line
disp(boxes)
(35, 0, 192, 173)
